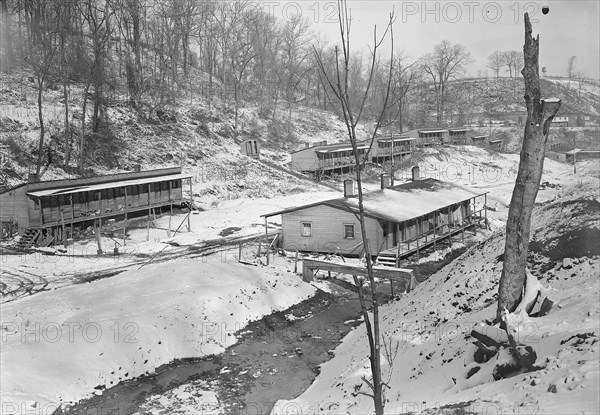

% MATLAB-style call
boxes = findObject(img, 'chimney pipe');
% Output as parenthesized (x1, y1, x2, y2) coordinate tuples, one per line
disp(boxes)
(380, 174, 390, 189)
(343, 179, 355, 197)
(411, 166, 420, 181)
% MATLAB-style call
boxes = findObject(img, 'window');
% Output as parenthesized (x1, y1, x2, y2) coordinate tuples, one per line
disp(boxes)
(344, 224, 355, 239)
(301, 222, 312, 237)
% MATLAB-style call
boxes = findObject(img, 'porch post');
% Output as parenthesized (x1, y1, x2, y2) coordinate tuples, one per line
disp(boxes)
(484, 193, 488, 229)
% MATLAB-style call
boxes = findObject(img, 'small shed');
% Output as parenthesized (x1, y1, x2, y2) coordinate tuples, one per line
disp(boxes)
(240, 138, 260, 159)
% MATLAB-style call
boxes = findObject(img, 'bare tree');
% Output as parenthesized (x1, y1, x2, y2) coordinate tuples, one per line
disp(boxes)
(502, 50, 523, 78)
(497, 13, 561, 320)
(487, 50, 503, 78)
(421, 40, 471, 126)
(0, 0, 13, 72)
(567, 55, 576, 80)
(30, 1, 60, 177)
(313, 1, 395, 413)
(281, 14, 313, 139)
(78, 0, 114, 173)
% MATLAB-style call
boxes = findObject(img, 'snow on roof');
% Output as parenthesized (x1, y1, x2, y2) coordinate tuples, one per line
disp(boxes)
(27, 173, 193, 197)
(472, 135, 488, 139)
(377, 137, 415, 142)
(565, 148, 582, 155)
(316, 145, 368, 153)
(419, 129, 446, 134)
(489, 139, 503, 144)
(263, 178, 486, 222)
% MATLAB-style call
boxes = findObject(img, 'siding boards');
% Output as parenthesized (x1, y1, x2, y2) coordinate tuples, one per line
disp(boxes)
(281, 204, 383, 255)
(291, 148, 319, 172)
(0, 186, 31, 228)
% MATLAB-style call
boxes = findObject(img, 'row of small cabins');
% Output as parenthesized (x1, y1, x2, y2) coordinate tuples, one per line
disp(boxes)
(290, 128, 503, 173)
(1, 162, 488, 268)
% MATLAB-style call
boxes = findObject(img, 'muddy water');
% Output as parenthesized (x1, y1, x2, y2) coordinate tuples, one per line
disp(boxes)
(60, 285, 361, 415)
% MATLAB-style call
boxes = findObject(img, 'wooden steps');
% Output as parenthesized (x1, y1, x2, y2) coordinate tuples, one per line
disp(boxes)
(16, 228, 41, 250)
(376, 251, 398, 267)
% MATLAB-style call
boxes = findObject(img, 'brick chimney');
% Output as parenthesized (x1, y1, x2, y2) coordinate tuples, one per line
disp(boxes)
(133, 164, 141, 173)
(380, 174, 390, 189)
(27, 173, 39, 183)
(412, 166, 420, 181)
(343, 179, 355, 197)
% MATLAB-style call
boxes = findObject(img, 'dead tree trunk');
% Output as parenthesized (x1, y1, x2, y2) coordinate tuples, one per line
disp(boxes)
(496, 13, 561, 321)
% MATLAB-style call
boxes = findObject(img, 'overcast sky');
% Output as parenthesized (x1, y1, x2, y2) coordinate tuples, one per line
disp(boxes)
(265, 0, 600, 79)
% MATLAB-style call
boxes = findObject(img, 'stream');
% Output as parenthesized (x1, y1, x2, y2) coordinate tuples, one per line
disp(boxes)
(57, 244, 470, 415)
(59, 283, 362, 415)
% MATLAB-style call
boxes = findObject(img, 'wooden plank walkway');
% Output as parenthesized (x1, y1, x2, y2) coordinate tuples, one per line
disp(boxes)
(302, 258, 416, 293)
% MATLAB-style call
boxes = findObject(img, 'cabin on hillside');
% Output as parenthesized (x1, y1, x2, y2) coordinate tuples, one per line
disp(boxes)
(551, 116, 569, 127)
(370, 134, 414, 163)
(290, 141, 369, 174)
(471, 135, 489, 147)
(0, 167, 193, 247)
(448, 128, 471, 145)
(263, 169, 488, 265)
(238, 138, 261, 159)
(488, 139, 505, 151)
(414, 128, 447, 147)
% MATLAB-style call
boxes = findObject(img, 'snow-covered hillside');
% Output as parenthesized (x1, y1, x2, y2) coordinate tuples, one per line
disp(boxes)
(275, 182, 600, 414)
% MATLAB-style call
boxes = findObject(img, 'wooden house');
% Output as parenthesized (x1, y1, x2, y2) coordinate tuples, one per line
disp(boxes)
(239, 138, 260, 159)
(371, 134, 414, 163)
(290, 141, 369, 173)
(263, 175, 488, 264)
(448, 128, 471, 145)
(551, 116, 569, 127)
(488, 138, 504, 151)
(415, 128, 447, 146)
(0, 167, 192, 247)
(471, 135, 488, 146)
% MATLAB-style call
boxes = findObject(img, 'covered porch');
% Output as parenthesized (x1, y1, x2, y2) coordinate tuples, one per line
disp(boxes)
(376, 192, 489, 266)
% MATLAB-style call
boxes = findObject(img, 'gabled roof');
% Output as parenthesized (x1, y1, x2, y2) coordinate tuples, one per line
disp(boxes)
(263, 178, 486, 223)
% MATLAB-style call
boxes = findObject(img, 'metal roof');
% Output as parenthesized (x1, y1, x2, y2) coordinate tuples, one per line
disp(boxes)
(316, 145, 369, 154)
(377, 137, 415, 142)
(27, 173, 193, 198)
(263, 178, 487, 223)
(419, 129, 446, 134)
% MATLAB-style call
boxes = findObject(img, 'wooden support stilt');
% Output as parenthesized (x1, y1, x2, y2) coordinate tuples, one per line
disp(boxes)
(257, 237, 262, 257)
(390, 278, 394, 297)
(484, 193, 488, 229)
(238, 241, 242, 261)
(168, 215, 172, 238)
(302, 262, 313, 282)
(96, 220, 102, 254)
(294, 251, 299, 273)
(433, 211, 437, 250)
(60, 212, 66, 246)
